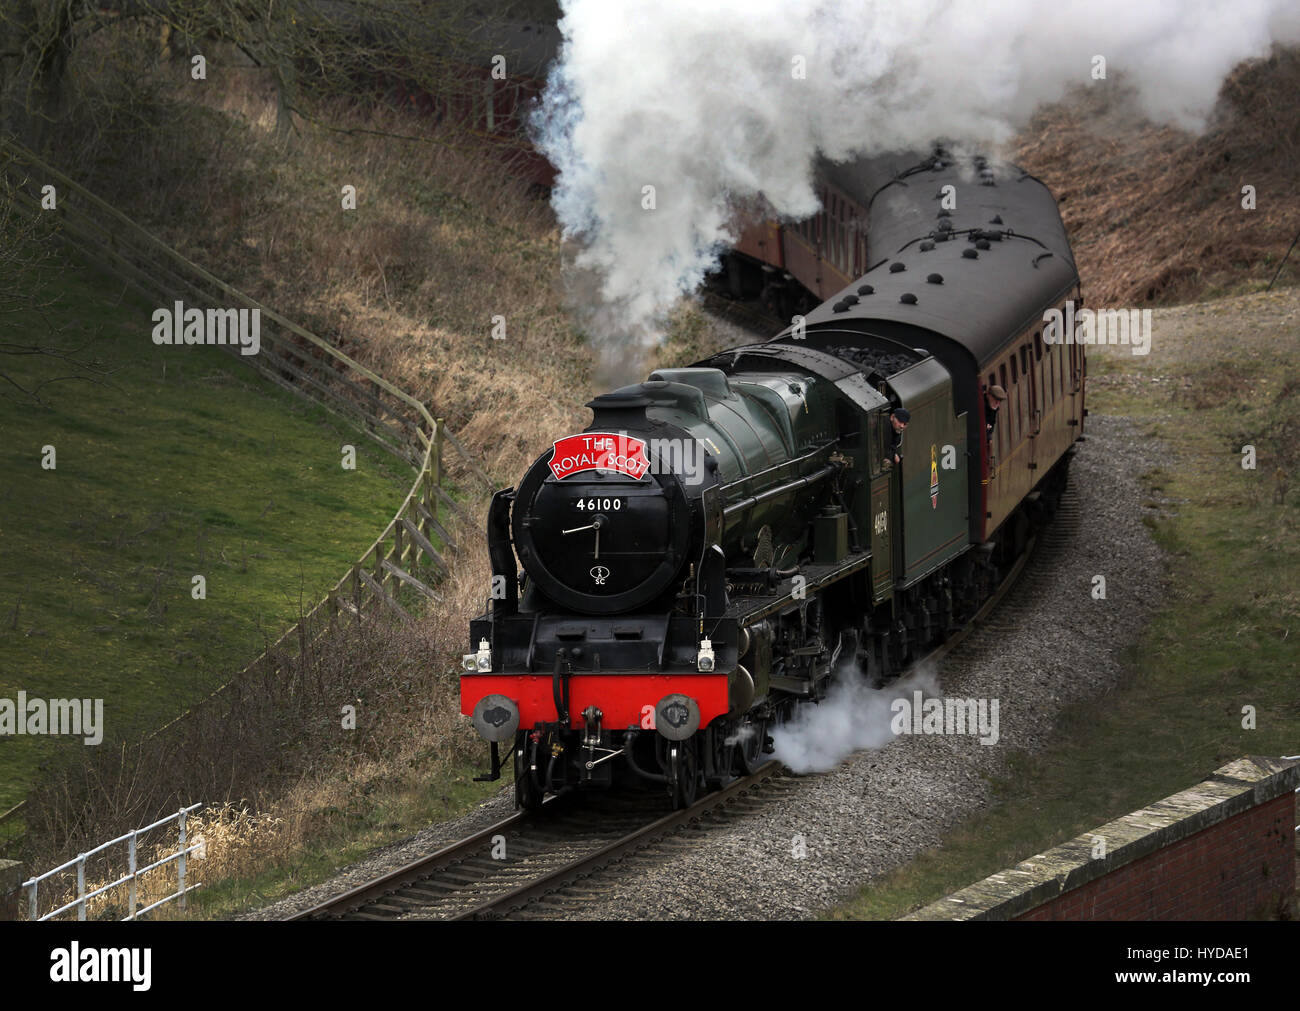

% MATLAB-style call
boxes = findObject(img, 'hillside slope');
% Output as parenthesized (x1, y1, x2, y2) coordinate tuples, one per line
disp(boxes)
(1013, 47, 1300, 308)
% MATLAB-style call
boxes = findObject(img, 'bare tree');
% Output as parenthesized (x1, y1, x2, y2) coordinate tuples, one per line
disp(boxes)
(1, 1, 548, 142)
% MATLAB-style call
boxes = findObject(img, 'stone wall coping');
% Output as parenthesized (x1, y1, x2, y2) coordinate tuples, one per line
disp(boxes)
(902, 755, 1299, 921)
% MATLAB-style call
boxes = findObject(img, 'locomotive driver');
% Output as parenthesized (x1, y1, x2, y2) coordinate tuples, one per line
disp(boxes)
(890, 407, 909, 465)
(984, 384, 1008, 441)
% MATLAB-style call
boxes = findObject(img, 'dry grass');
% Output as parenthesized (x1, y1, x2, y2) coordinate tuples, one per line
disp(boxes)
(56, 55, 595, 491)
(1013, 47, 1300, 308)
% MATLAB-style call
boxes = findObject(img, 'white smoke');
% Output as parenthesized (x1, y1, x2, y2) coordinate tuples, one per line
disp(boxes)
(533, 0, 1300, 348)
(771, 660, 942, 774)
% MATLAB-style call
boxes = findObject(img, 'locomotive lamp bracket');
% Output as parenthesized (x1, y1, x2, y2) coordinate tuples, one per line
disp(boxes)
(473, 739, 515, 783)
(697, 638, 716, 672)
(463, 638, 492, 672)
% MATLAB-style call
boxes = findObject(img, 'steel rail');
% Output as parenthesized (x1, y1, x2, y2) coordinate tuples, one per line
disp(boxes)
(283, 802, 546, 920)
(447, 762, 783, 920)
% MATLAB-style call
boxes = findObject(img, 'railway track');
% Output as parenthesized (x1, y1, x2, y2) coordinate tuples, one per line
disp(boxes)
(288, 499, 1069, 922)
(287, 763, 788, 921)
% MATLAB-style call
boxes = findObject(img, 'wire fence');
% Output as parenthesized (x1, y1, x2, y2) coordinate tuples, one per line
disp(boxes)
(0, 135, 495, 862)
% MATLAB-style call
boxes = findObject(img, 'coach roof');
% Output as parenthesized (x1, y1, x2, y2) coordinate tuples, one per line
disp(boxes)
(787, 153, 1079, 365)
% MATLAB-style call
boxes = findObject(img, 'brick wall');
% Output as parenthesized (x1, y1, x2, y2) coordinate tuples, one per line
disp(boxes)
(906, 755, 1299, 921)
(1015, 791, 1294, 920)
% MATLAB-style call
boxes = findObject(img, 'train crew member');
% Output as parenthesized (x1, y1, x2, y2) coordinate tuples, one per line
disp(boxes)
(984, 385, 1007, 442)
(890, 407, 910, 465)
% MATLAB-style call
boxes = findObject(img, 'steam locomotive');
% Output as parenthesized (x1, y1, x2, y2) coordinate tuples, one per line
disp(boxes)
(462, 149, 1085, 808)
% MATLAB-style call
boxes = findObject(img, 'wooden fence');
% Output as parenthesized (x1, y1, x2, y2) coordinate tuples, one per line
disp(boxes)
(0, 136, 494, 856)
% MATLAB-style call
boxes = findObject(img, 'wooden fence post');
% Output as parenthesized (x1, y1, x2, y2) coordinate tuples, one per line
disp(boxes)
(0, 859, 22, 920)
(433, 418, 444, 490)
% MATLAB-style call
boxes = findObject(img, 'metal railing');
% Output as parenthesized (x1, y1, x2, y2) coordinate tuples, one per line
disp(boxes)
(23, 804, 202, 921)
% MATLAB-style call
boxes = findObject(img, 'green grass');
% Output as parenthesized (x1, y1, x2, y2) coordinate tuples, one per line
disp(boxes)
(830, 310, 1300, 920)
(0, 256, 412, 811)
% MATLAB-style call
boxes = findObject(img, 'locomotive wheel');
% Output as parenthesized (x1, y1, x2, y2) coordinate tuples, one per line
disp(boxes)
(704, 724, 736, 789)
(669, 742, 699, 809)
(657, 736, 700, 809)
(514, 732, 545, 812)
(737, 716, 768, 775)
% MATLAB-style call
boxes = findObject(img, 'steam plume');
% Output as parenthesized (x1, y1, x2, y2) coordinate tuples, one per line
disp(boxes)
(772, 661, 941, 774)
(533, 0, 1300, 353)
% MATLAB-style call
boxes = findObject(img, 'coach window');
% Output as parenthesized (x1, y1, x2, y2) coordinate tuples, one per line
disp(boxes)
(827, 197, 836, 263)
(834, 202, 844, 270)
(1035, 347, 1044, 414)
(836, 201, 846, 270)
(825, 194, 834, 258)
(837, 197, 847, 266)
(996, 377, 1007, 457)
(1008, 377, 1016, 442)
(1010, 355, 1017, 384)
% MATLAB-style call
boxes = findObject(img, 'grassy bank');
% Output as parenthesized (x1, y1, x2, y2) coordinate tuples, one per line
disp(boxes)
(0, 257, 409, 811)
(182, 766, 500, 919)
(830, 287, 1300, 920)
(64, 761, 504, 921)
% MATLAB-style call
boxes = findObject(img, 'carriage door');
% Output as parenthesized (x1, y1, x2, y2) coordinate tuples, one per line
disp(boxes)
(1025, 344, 1039, 477)
(868, 414, 894, 603)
